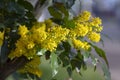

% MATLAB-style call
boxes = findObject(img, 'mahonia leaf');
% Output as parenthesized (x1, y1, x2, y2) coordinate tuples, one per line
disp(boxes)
(50, 53, 59, 77)
(90, 43, 109, 67)
(67, 66, 72, 77)
(18, 0, 33, 11)
(63, 17, 75, 28)
(37, 49, 46, 56)
(59, 51, 70, 67)
(48, 6, 62, 19)
(54, 3, 69, 17)
(90, 53, 98, 68)
(83, 51, 90, 61)
(100, 62, 111, 80)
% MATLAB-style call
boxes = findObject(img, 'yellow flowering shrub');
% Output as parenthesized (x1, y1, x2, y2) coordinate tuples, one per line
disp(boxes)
(8, 11, 105, 78)
(0, 1, 110, 80)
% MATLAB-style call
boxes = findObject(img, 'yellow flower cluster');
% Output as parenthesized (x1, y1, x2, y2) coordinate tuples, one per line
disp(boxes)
(9, 23, 70, 59)
(9, 11, 103, 59)
(67, 11, 103, 50)
(73, 23, 89, 37)
(30, 23, 47, 43)
(9, 26, 36, 59)
(88, 32, 100, 42)
(18, 25, 29, 37)
(19, 56, 42, 77)
(76, 11, 91, 22)
(8, 11, 103, 77)
(0, 31, 4, 46)
(90, 17, 103, 32)
(41, 26, 69, 51)
(72, 39, 90, 50)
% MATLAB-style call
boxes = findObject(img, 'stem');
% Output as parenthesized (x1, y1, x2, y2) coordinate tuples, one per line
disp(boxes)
(0, 56, 29, 80)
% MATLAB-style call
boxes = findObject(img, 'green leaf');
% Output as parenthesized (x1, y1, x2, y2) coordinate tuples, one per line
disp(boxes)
(67, 66, 72, 77)
(48, 6, 62, 19)
(45, 51, 51, 60)
(91, 44, 109, 67)
(17, 0, 33, 11)
(70, 51, 86, 70)
(50, 53, 59, 77)
(69, 48, 77, 59)
(77, 51, 83, 60)
(83, 51, 90, 61)
(63, 41, 71, 52)
(90, 54, 98, 68)
(63, 17, 75, 28)
(100, 62, 111, 80)
(70, 55, 84, 70)
(55, 3, 69, 17)
(82, 62, 87, 70)
(59, 52, 70, 67)
(67, 39, 74, 47)
(37, 49, 46, 56)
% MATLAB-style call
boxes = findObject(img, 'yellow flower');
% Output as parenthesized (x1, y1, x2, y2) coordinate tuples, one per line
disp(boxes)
(19, 56, 42, 77)
(41, 26, 69, 52)
(49, 26, 69, 42)
(75, 23, 89, 37)
(27, 41, 35, 49)
(32, 31, 47, 43)
(31, 23, 46, 32)
(69, 30, 77, 39)
(9, 35, 36, 59)
(18, 25, 29, 37)
(72, 39, 90, 50)
(0, 31, 4, 46)
(76, 11, 91, 22)
(88, 32, 101, 42)
(9, 47, 27, 59)
(95, 26, 103, 32)
(31, 23, 47, 43)
(41, 39, 57, 52)
(45, 19, 53, 29)
(90, 17, 102, 26)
